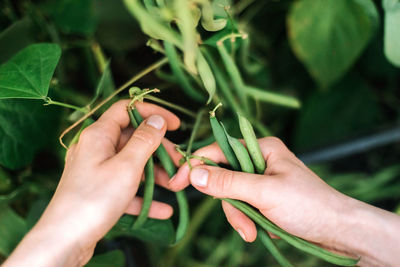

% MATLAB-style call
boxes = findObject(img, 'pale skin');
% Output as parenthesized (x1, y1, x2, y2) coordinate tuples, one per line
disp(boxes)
(4, 100, 400, 267)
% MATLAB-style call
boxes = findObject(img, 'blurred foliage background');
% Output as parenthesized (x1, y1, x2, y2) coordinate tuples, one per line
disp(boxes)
(0, 0, 400, 266)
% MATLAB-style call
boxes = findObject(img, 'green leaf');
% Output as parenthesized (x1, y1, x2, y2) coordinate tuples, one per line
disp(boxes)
(0, 43, 61, 100)
(0, 167, 12, 193)
(26, 199, 49, 229)
(383, 0, 400, 67)
(85, 250, 125, 267)
(89, 61, 115, 107)
(46, 0, 97, 35)
(0, 184, 30, 206)
(0, 206, 28, 256)
(106, 215, 175, 245)
(287, 0, 379, 87)
(294, 76, 382, 150)
(0, 99, 60, 169)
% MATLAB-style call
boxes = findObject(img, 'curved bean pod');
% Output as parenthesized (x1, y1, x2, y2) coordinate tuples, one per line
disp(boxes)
(237, 113, 266, 174)
(128, 108, 155, 229)
(224, 198, 359, 266)
(209, 112, 241, 171)
(258, 230, 294, 267)
(131, 108, 189, 243)
(221, 123, 255, 173)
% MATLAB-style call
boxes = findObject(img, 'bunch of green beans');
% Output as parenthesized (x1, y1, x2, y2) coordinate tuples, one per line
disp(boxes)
(209, 105, 359, 266)
(127, 95, 189, 244)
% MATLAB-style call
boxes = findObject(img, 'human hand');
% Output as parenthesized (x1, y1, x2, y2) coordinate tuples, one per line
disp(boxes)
(168, 137, 400, 266)
(4, 100, 180, 266)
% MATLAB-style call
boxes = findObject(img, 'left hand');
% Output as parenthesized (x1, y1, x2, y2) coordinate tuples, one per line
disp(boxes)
(4, 100, 180, 266)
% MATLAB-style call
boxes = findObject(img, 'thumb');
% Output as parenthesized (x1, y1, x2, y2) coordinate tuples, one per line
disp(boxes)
(189, 166, 266, 206)
(110, 114, 166, 169)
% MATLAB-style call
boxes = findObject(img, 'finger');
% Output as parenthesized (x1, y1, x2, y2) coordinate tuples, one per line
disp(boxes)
(117, 126, 134, 152)
(222, 201, 257, 242)
(257, 136, 295, 161)
(193, 142, 229, 164)
(189, 165, 269, 206)
(154, 165, 171, 188)
(65, 143, 77, 165)
(135, 101, 180, 131)
(168, 142, 226, 191)
(269, 232, 280, 239)
(76, 100, 180, 162)
(125, 197, 173, 219)
(162, 139, 183, 166)
(107, 115, 166, 184)
(76, 100, 132, 162)
(168, 157, 203, 191)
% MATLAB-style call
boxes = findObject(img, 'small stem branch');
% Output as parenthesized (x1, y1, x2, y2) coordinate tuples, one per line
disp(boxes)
(145, 95, 197, 118)
(59, 57, 168, 149)
(186, 109, 206, 155)
(44, 98, 86, 112)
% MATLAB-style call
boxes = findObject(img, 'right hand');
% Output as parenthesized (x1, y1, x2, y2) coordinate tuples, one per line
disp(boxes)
(168, 137, 400, 266)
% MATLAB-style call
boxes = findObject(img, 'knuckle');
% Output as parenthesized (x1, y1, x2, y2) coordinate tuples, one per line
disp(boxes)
(79, 127, 96, 143)
(266, 136, 285, 148)
(215, 170, 234, 193)
(132, 129, 157, 147)
(111, 100, 127, 109)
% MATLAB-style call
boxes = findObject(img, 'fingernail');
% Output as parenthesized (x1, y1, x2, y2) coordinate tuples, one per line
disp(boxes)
(190, 168, 209, 187)
(237, 229, 247, 242)
(146, 115, 165, 130)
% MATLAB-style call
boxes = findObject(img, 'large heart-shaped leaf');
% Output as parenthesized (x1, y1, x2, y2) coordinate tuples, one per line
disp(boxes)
(383, 0, 400, 67)
(287, 0, 379, 88)
(0, 206, 27, 256)
(0, 43, 61, 100)
(0, 99, 60, 170)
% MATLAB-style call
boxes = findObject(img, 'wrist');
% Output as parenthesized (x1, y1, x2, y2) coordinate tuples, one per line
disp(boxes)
(3, 220, 84, 267)
(332, 195, 400, 266)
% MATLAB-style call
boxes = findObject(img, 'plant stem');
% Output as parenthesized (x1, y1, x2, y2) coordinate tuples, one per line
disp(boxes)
(91, 42, 108, 73)
(44, 98, 86, 112)
(59, 57, 168, 149)
(245, 86, 301, 109)
(145, 95, 197, 118)
(162, 197, 218, 267)
(201, 49, 244, 115)
(186, 109, 206, 155)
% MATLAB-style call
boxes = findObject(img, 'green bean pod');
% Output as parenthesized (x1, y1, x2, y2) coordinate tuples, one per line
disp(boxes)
(209, 113, 241, 171)
(132, 155, 155, 229)
(237, 113, 266, 174)
(164, 41, 206, 103)
(258, 230, 294, 267)
(245, 85, 301, 109)
(128, 108, 155, 229)
(216, 41, 249, 114)
(221, 123, 255, 173)
(224, 198, 359, 266)
(196, 50, 216, 104)
(131, 108, 189, 243)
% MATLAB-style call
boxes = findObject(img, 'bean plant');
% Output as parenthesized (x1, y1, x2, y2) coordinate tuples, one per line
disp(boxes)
(1, 0, 400, 266)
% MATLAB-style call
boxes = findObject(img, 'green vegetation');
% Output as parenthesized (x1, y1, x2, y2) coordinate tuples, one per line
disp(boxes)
(1, 0, 399, 266)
